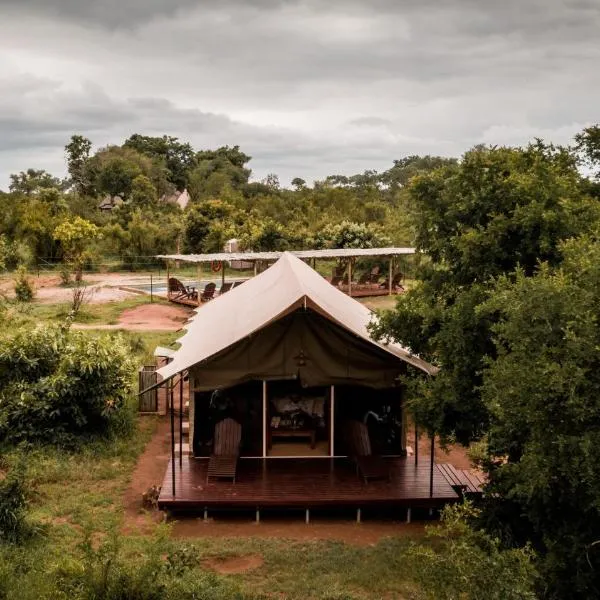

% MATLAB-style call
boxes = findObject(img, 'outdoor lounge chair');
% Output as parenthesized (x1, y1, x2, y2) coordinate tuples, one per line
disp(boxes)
(207, 418, 242, 482)
(168, 277, 198, 302)
(219, 282, 234, 295)
(369, 266, 381, 284)
(200, 282, 217, 302)
(357, 271, 371, 286)
(380, 272, 405, 293)
(344, 420, 389, 482)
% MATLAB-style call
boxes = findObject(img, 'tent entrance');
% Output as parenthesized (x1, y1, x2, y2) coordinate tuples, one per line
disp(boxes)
(266, 380, 330, 457)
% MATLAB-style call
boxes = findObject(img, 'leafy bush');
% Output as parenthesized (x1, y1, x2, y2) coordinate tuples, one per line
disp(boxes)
(13, 267, 35, 302)
(0, 326, 134, 446)
(408, 503, 538, 600)
(0, 461, 30, 544)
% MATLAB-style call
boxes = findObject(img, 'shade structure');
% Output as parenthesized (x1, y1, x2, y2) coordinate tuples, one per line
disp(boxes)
(157, 252, 435, 387)
(157, 246, 415, 264)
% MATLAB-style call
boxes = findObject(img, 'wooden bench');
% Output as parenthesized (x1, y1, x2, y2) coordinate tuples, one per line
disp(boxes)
(438, 463, 485, 496)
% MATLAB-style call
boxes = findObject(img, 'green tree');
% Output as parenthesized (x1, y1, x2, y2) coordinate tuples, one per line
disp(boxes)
(188, 146, 251, 201)
(316, 220, 391, 249)
(53, 217, 101, 281)
(478, 234, 600, 598)
(9, 169, 65, 196)
(65, 135, 93, 196)
(184, 200, 236, 253)
(373, 142, 600, 444)
(124, 134, 196, 191)
(129, 174, 158, 208)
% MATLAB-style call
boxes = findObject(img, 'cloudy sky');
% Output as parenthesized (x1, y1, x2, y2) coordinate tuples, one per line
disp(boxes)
(1, 0, 599, 189)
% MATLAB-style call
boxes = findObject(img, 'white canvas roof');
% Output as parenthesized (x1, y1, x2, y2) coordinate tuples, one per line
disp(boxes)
(157, 252, 436, 382)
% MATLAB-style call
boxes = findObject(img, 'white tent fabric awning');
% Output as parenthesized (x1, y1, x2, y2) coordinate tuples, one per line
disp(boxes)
(157, 252, 436, 382)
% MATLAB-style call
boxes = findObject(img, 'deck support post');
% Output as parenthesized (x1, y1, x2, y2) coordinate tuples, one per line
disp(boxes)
(204, 507, 208, 522)
(170, 379, 175, 496)
(256, 509, 260, 524)
(414, 423, 419, 465)
(253, 261, 258, 277)
(330, 385, 335, 457)
(406, 507, 412, 524)
(356, 508, 361, 524)
(262, 381, 267, 457)
(429, 432, 435, 498)
(305, 509, 310, 525)
(179, 375, 183, 466)
(389, 257, 393, 296)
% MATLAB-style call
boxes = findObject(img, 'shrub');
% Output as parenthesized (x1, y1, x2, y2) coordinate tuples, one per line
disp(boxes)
(0, 326, 134, 446)
(13, 267, 35, 302)
(0, 461, 30, 544)
(59, 266, 71, 285)
(407, 503, 538, 600)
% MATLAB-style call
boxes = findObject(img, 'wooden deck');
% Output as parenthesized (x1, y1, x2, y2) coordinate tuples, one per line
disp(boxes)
(158, 456, 460, 511)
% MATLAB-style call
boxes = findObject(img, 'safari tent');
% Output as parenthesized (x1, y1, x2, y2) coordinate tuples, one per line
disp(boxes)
(156, 252, 466, 518)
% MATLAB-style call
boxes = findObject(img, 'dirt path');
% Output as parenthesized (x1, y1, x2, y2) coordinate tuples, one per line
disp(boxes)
(74, 303, 192, 332)
(122, 417, 173, 534)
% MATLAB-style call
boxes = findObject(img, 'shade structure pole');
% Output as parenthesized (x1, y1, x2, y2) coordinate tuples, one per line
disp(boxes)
(330, 385, 335, 457)
(170, 379, 176, 496)
(389, 257, 393, 296)
(414, 422, 419, 464)
(262, 380, 267, 457)
(221, 261, 226, 289)
(166, 261, 170, 301)
(429, 432, 435, 498)
(254, 261, 258, 277)
(348, 260, 352, 298)
(197, 264, 202, 306)
(179, 374, 183, 467)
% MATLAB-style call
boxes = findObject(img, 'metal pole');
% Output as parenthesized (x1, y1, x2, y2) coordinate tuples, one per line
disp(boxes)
(166, 262, 170, 302)
(150, 273, 153, 303)
(262, 380, 267, 457)
(429, 432, 435, 497)
(170, 380, 176, 496)
(179, 374, 184, 467)
(330, 385, 335, 457)
(348, 260, 352, 297)
(389, 257, 393, 296)
(415, 422, 419, 464)
(221, 262, 225, 290)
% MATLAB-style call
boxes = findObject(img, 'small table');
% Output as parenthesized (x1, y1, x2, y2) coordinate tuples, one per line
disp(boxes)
(269, 428, 316, 449)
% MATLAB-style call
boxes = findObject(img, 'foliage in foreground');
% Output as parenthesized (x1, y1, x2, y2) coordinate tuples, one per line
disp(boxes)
(0, 324, 134, 446)
(0, 460, 30, 544)
(409, 504, 537, 600)
(479, 234, 600, 599)
(0, 527, 255, 600)
(13, 267, 35, 302)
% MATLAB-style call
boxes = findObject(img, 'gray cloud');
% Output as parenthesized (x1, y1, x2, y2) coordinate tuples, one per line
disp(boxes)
(0, 0, 598, 188)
